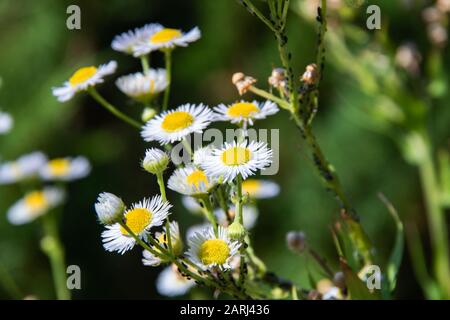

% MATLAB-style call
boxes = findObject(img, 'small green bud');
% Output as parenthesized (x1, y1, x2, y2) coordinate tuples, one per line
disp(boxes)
(227, 221, 246, 240)
(142, 148, 170, 175)
(141, 107, 157, 122)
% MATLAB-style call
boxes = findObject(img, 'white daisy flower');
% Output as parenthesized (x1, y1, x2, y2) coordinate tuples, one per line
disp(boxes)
(215, 205, 259, 230)
(40, 156, 91, 182)
(181, 196, 203, 214)
(203, 140, 273, 183)
(168, 165, 216, 197)
(156, 265, 195, 297)
(141, 103, 214, 145)
(112, 23, 162, 54)
(241, 179, 280, 199)
(101, 196, 172, 254)
(0, 111, 13, 135)
(213, 100, 279, 126)
(142, 221, 183, 266)
(0, 152, 47, 185)
(186, 226, 240, 270)
(7, 187, 65, 225)
(116, 69, 168, 103)
(142, 148, 170, 174)
(52, 61, 117, 102)
(132, 26, 201, 56)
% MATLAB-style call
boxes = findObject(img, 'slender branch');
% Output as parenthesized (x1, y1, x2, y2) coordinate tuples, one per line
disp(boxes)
(88, 88, 142, 129)
(162, 49, 173, 111)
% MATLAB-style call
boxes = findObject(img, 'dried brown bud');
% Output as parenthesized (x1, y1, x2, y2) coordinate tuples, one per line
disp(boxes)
(301, 63, 319, 86)
(232, 72, 245, 85)
(268, 68, 287, 88)
(232, 72, 257, 95)
(286, 231, 306, 253)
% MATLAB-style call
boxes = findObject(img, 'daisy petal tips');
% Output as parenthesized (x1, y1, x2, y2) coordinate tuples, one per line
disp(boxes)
(52, 61, 117, 102)
(141, 103, 214, 145)
(112, 23, 163, 55)
(202, 140, 273, 183)
(132, 26, 201, 56)
(213, 100, 279, 126)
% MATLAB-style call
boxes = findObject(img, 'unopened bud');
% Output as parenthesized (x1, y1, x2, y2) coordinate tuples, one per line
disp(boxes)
(227, 221, 246, 240)
(333, 271, 346, 289)
(286, 231, 306, 253)
(142, 148, 170, 174)
(142, 107, 157, 122)
(268, 68, 287, 88)
(95, 192, 125, 225)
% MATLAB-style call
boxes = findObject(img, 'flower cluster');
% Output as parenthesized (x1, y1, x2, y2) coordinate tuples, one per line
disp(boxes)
(51, 20, 286, 298)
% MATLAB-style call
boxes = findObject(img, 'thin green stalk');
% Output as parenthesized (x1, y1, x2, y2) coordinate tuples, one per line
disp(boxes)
(156, 172, 172, 252)
(182, 138, 193, 157)
(199, 195, 218, 235)
(162, 49, 173, 111)
(248, 86, 292, 111)
(418, 139, 450, 298)
(140, 55, 150, 73)
(235, 175, 244, 225)
(240, 0, 277, 33)
(88, 88, 142, 129)
(0, 263, 23, 299)
(40, 211, 70, 300)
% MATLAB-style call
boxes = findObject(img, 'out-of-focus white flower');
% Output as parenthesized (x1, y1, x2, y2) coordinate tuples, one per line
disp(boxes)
(0, 111, 13, 135)
(241, 179, 280, 199)
(0, 152, 47, 185)
(112, 23, 162, 55)
(116, 69, 168, 103)
(156, 264, 195, 297)
(52, 61, 117, 102)
(7, 187, 65, 225)
(40, 156, 91, 182)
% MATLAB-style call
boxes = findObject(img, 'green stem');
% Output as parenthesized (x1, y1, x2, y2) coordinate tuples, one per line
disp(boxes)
(199, 195, 218, 235)
(140, 55, 150, 74)
(240, 0, 277, 33)
(162, 49, 173, 111)
(182, 137, 193, 157)
(41, 211, 70, 300)
(248, 86, 292, 111)
(235, 175, 244, 225)
(0, 263, 23, 299)
(88, 88, 142, 129)
(156, 172, 172, 252)
(417, 137, 450, 298)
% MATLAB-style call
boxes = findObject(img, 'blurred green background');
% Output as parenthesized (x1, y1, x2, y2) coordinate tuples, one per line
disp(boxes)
(0, 0, 449, 299)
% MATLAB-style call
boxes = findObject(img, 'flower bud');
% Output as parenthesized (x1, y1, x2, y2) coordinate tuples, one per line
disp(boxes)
(268, 68, 286, 88)
(227, 220, 246, 240)
(142, 148, 170, 175)
(141, 107, 157, 122)
(231, 72, 257, 95)
(286, 231, 306, 253)
(301, 63, 319, 86)
(95, 192, 125, 225)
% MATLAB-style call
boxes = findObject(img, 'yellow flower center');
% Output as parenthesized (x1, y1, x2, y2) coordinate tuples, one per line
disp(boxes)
(242, 179, 261, 196)
(221, 147, 251, 166)
(24, 191, 48, 212)
(186, 170, 209, 188)
(199, 239, 230, 265)
(69, 66, 97, 86)
(120, 208, 152, 235)
(150, 28, 182, 44)
(161, 111, 194, 132)
(48, 159, 71, 177)
(226, 102, 259, 118)
(157, 232, 183, 256)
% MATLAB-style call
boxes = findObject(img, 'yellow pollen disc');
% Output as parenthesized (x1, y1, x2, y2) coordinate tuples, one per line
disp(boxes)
(149, 79, 155, 94)
(24, 191, 48, 212)
(199, 239, 230, 265)
(161, 111, 194, 132)
(226, 102, 259, 118)
(186, 170, 209, 188)
(150, 28, 182, 44)
(221, 147, 251, 166)
(242, 179, 261, 195)
(48, 159, 71, 177)
(120, 208, 152, 235)
(69, 66, 97, 86)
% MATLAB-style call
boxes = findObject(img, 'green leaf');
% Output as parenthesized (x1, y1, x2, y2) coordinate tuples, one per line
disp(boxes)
(378, 193, 404, 292)
(340, 258, 379, 300)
